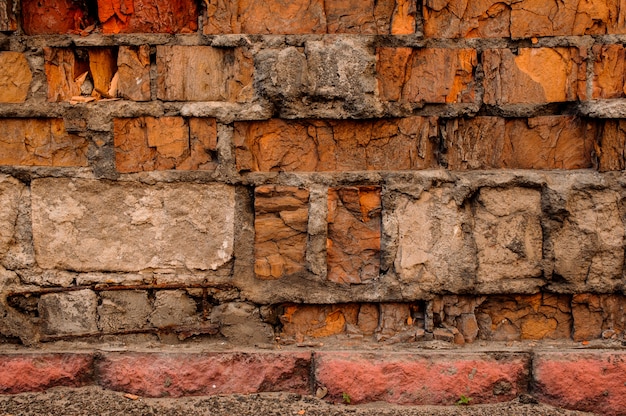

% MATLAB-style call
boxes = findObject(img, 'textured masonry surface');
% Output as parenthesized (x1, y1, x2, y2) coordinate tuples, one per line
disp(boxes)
(1, 0, 626, 413)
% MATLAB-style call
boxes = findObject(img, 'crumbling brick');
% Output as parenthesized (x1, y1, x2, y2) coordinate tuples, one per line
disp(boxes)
(592, 44, 626, 99)
(117, 45, 151, 101)
(0, 52, 32, 103)
(599, 120, 626, 171)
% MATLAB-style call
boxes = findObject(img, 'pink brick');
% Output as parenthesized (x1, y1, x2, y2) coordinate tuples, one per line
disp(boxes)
(315, 352, 529, 405)
(534, 351, 626, 416)
(96, 352, 311, 397)
(0, 354, 93, 393)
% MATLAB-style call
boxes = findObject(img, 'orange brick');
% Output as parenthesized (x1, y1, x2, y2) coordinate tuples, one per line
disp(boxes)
(156, 46, 253, 102)
(235, 118, 438, 172)
(0, 52, 32, 103)
(443, 116, 597, 170)
(114, 117, 218, 173)
(203, 0, 415, 34)
(592, 44, 626, 99)
(572, 294, 625, 341)
(98, 0, 198, 33)
(377, 48, 477, 103)
(423, 0, 511, 38)
(598, 120, 626, 172)
(483, 48, 585, 104)
(0, 119, 88, 167)
(21, 0, 94, 34)
(117, 45, 151, 101)
(327, 187, 381, 284)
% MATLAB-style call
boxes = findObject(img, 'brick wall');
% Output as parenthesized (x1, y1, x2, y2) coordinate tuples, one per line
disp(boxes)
(0, 0, 625, 354)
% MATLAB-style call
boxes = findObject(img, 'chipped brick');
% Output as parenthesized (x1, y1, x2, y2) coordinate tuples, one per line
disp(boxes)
(592, 44, 626, 99)
(0, 52, 32, 103)
(117, 45, 151, 101)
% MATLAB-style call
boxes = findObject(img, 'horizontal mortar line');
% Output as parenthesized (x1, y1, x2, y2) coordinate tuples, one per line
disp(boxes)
(39, 323, 220, 342)
(8, 282, 237, 297)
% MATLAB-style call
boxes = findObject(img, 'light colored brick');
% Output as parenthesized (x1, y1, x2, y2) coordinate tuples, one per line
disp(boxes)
(39, 290, 98, 335)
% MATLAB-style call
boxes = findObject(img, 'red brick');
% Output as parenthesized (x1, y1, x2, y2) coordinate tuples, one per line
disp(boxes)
(315, 351, 529, 404)
(327, 187, 381, 284)
(423, 0, 511, 38)
(599, 120, 626, 171)
(534, 351, 626, 415)
(0, 119, 88, 167)
(593, 44, 626, 99)
(377, 48, 477, 103)
(235, 118, 438, 172)
(0, 52, 32, 103)
(483, 48, 585, 105)
(21, 0, 94, 35)
(114, 117, 218, 173)
(0, 0, 16, 31)
(203, 0, 415, 34)
(98, 0, 198, 34)
(0, 354, 93, 393)
(96, 352, 311, 397)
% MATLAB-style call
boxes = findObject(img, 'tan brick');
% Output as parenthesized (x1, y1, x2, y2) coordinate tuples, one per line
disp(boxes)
(572, 294, 625, 341)
(377, 48, 477, 103)
(0, 52, 32, 103)
(443, 116, 596, 169)
(327, 187, 381, 284)
(114, 117, 218, 173)
(235, 118, 438, 172)
(203, 0, 415, 34)
(599, 120, 626, 171)
(592, 44, 626, 99)
(423, 0, 512, 38)
(98, 0, 198, 34)
(21, 0, 93, 34)
(117, 45, 151, 101)
(483, 48, 585, 104)
(0, 119, 88, 167)
(0, 0, 16, 31)
(156, 46, 253, 102)
(254, 186, 309, 280)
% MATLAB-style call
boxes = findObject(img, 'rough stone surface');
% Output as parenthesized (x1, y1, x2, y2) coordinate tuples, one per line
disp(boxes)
(315, 352, 529, 404)
(114, 117, 218, 172)
(156, 46, 253, 102)
(96, 352, 312, 397)
(117, 45, 151, 101)
(98, 290, 151, 332)
(377, 48, 477, 103)
(0, 119, 88, 167)
(235, 118, 438, 172)
(0, 52, 32, 103)
(483, 48, 585, 104)
(21, 0, 93, 34)
(254, 186, 309, 280)
(38, 290, 99, 335)
(31, 179, 235, 272)
(98, 0, 198, 33)
(327, 187, 381, 284)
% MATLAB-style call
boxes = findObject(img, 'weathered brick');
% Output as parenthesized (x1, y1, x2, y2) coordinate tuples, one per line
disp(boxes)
(377, 48, 477, 103)
(235, 118, 438, 172)
(114, 117, 218, 172)
(21, 0, 93, 34)
(592, 44, 626, 99)
(117, 45, 151, 101)
(423, 0, 512, 38)
(327, 187, 381, 284)
(599, 119, 626, 171)
(31, 179, 235, 272)
(0, 52, 31, 103)
(534, 351, 626, 415)
(98, 290, 151, 332)
(44, 48, 88, 102)
(315, 351, 529, 404)
(156, 46, 253, 102)
(203, 0, 415, 34)
(88, 48, 117, 98)
(98, 0, 198, 33)
(39, 290, 98, 335)
(483, 48, 585, 104)
(572, 294, 625, 341)
(149, 290, 199, 327)
(444, 116, 596, 170)
(96, 352, 311, 397)
(254, 186, 309, 280)
(0, 119, 88, 167)
(0, 0, 16, 31)
(0, 354, 93, 393)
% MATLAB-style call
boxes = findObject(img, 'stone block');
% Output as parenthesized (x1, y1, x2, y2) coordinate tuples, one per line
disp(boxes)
(0, 0, 16, 31)
(377, 47, 477, 103)
(327, 187, 381, 284)
(483, 48, 585, 104)
(572, 294, 625, 341)
(114, 117, 218, 172)
(117, 45, 151, 101)
(156, 46, 253, 102)
(98, 0, 198, 33)
(254, 186, 309, 280)
(39, 290, 98, 335)
(315, 351, 529, 404)
(96, 352, 311, 397)
(474, 187, 543, 282)
(31, 179, 235, 272)
(149, 290, 198, 328)
(235, 117, 438, 172)
(592, 44, 626, 99)
(0, 52, 32, 103)
(423, 0, 512, 38)
(21, 0, 93, 34)
(0, 119, 88, 167)
(98, 290, 151, 332)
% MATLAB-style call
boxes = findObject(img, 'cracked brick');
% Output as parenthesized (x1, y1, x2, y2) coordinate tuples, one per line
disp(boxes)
(98, 0, 198, 33)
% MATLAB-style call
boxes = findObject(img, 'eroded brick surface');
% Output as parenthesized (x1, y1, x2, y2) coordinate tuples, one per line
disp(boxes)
(235, 118, 438, 172)
(327, 187, 381, 284)
(98, 0, 198, 33)
(423, 0, 512, 38)
(0, 176, 23, 259)
(254, 186, 309, 280)
(156, 46, 253, 102)
(21, 0, 93, 34)
(483, 48, 585, 104)
(0, 119, 88, 167)
(572, 294, 625, 341)
(44, 48, 85, 102)
(117, 45, 151, 101)
(204, 0, 415, 34)
(0, 52, 31, 103)
(114, 117, 218, 172)
(599, 120, 626, 171)
(0, 0, 16, 31)
(592, 44, 626, 99)
(377, 48, 477, 103)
